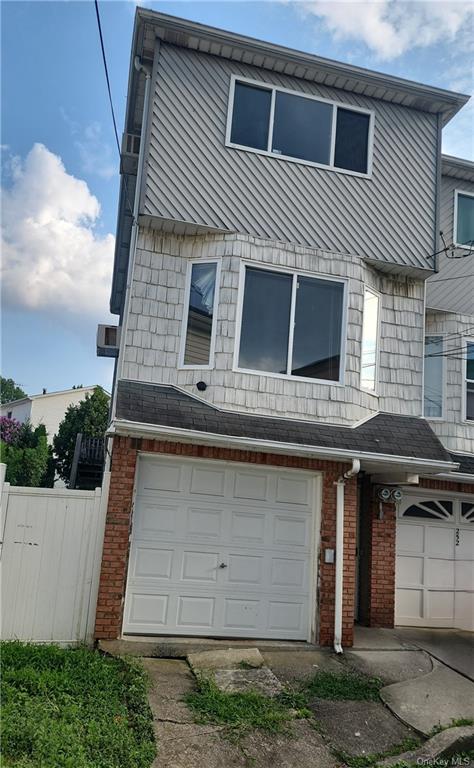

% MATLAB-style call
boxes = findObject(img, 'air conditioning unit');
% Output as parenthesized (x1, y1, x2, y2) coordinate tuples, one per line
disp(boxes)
(120, 133, 141, 175)
(97, 324, 121, 358)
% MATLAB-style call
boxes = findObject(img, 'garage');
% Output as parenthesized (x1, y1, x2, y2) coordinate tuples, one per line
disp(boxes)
(395, 493, 474, 630)
(122, 455, 319, 639)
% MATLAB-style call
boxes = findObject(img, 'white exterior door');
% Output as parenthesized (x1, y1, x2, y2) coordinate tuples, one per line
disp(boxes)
(123, 456, 319, 640)
(396, 494, 474, 630)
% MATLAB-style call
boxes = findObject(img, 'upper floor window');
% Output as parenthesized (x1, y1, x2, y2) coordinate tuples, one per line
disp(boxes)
(227, 77, 373, 177)
(180, 261, 219, 368)
(454, 191, 474, 247)
(466, 340, 474, 421)
(423, 335, 444, 419)
(360, 288, 380, 392)
(236, 264, 346, 383)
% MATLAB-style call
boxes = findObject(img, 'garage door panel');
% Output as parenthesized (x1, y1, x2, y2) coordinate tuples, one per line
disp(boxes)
(457, 527, 474, 559)
(123, 458, 316, 639)
(427, 591, 455, 621)
(397, 523, 424, 553)
(276, 475, 310, 505)
(425, 558, 454, 589)
(273, 516, 309, 547)
(233, 471, 269, 501)
(396, 589, 423, 621)
(455, 592, 474, 631)
(177, 595, 216, 628)
(396, 555, 423, 586)
(132, 546, 174, 580)
(425, 526, 454, 557)
(455, 560, 474, 590)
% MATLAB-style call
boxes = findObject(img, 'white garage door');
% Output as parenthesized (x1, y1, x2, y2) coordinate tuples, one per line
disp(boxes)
(396, 494, 474, 630)
(123, 456, 318, 640)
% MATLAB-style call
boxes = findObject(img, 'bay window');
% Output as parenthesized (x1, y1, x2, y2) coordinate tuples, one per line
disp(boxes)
(181, 261, 219, 367)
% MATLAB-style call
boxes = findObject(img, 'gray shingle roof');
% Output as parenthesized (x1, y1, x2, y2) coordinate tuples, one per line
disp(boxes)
(450, 453, 474, 476)
(115, 381, 453, 464)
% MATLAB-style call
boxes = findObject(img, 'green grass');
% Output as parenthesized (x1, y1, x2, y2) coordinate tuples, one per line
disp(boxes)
(185, 675, 310, 739)
(303, 669, 383, 701)
(334, 737, 420, 767)
(430, 717, 474, 735)
(1, 641, 156, 768)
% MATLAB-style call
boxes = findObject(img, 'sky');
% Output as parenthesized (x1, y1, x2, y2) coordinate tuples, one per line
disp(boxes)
(1, 0, 473, 397)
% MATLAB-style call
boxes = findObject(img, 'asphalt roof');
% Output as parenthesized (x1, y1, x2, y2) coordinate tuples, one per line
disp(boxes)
(450, 453, 474, 477)
(115, 380, 453, 465)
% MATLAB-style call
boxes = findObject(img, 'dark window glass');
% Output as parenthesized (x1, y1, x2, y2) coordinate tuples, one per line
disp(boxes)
(272, 92, 333, 164)
(457, 194, 474, 246)
(230, 82, 272, 151)
(334, 108, 370, 173)
(467, 342, 474, 421)
(291, 277, 344, 381)
(183, 263, 216, 366)
(461, 502, 474, 522)
(238, 268, 292, 374)
(423, 336, 443, 418)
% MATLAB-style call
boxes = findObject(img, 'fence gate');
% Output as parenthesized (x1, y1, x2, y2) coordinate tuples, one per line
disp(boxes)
(1, 468, 109, 644)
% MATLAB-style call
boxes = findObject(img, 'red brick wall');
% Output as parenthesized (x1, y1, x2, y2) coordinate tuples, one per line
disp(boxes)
(94, 436, 358, 646)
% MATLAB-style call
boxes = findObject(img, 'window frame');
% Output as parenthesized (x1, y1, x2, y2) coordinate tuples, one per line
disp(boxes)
(453, 189, 474, 248)
(422, 333, 445, 421)
(178, 258, 221, 371)
(360, 285, 381, 395)
(233, 260, 348, 386)
(463, 336, 474, 423)
(225, 75, 375, 179)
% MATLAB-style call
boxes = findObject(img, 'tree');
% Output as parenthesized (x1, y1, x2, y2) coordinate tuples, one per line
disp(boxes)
(0, 420, 51, 487)
(53, 387, 110, 484)
(1, 377, 27, 404)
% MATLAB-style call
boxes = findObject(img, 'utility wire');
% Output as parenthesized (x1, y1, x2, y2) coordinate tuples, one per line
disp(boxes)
(428, 274, 474, 283)
(94, 0, 135, 219)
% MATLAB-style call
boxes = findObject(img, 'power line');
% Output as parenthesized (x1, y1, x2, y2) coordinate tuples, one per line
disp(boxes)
(429, 274, 474, 283)
(93, 0, 135, 220)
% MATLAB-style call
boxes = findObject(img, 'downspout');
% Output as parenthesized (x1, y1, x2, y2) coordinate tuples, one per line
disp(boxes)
(334, 458, 361, 654)
(111, 57, 152, 422)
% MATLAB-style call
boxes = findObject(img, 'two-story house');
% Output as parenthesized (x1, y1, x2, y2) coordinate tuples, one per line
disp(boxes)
(95, 9, 472, 648)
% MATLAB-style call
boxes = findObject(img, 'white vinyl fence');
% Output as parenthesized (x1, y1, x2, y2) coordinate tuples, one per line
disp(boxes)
(1, 465, 109, 645)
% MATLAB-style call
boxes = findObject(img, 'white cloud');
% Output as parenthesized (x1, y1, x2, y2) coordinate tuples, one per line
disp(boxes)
(297, 0, 474, 60)
(1, 143, 114, 320)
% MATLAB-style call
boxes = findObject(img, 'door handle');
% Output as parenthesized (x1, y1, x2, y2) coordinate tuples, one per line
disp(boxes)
(219, 562, 228, 569)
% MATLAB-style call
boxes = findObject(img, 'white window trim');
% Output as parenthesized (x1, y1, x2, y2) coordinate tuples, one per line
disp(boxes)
(233, 260, 348, 387)
(360, 285, 381, 396)
(423, 333, 446, 422)
(178, 258, 221, 371)
(462, 336, 474, 423)
(225, 74, 375, 179)
(453, 189, 474, 249)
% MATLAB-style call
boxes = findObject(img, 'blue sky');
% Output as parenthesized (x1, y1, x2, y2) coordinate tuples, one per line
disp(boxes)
(2, 0, 473, 396)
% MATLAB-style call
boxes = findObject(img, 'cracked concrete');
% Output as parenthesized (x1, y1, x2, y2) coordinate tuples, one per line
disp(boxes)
(142, 657, 338, 768)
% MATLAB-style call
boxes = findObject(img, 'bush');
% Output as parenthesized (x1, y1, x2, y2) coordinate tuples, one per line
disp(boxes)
(0, 422, 51, 487)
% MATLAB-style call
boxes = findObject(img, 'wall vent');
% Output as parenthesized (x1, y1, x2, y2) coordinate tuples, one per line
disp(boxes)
(97, 324, 121, 358)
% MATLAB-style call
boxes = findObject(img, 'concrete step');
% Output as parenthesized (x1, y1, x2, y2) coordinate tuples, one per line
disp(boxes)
(98, 636, 319, 658)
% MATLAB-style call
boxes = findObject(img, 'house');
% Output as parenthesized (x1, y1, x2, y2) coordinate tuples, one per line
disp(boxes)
(95, 9, 473, 649)
(1, 386, 100, 444)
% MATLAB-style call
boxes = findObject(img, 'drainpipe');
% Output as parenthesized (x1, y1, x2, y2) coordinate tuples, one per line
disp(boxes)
(334, 458, 361, 654)
(111, 57, 152, 422)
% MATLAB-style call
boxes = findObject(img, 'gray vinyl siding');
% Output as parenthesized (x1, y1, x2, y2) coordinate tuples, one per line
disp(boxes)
(425, 311, 474, 455)
(121, 229, 424, 425)
(426, 175, 474, 315)
(143, 43, 438, 273)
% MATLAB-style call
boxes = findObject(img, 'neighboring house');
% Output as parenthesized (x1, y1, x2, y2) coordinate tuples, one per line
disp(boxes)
(1, 387, 99, 444)
(394, 156, 474, 632)
(95, 10, 473, 649)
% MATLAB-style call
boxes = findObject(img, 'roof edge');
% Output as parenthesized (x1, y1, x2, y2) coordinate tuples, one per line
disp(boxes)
(135, 7, 469, 121)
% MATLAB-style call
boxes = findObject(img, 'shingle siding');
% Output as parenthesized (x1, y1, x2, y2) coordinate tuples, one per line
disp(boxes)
(425, 310, 474, 455)
(121, 229, 425, 424)
(143, 43, 437, 273)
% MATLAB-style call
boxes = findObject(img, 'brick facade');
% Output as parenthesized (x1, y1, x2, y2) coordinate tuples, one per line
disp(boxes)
(94, 436, 358, 646)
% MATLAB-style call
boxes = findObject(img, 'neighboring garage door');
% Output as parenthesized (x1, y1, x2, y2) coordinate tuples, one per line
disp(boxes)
(122, 456, 319, 639)
(396, 494, 474, 630)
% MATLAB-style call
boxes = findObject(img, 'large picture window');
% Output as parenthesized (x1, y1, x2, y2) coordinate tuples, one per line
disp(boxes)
(181, 261, 219, 367)
(423, 336, 444, 419)
(455, 191, 474, 247)
(237, 265, 345, 382)
(227, 77, 373, 176)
